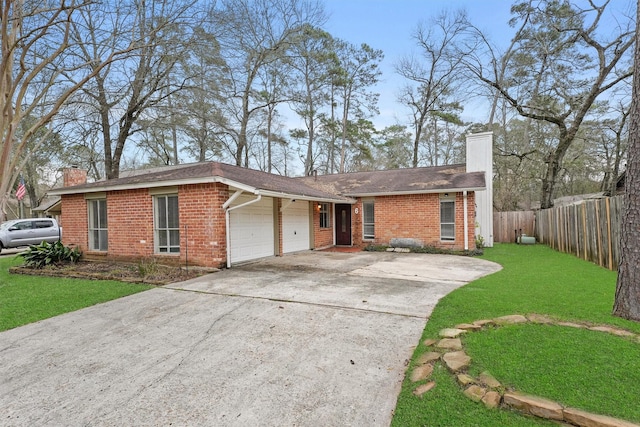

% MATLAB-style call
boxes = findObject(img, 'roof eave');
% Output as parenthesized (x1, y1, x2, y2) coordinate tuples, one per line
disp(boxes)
(47, 176, 225, 196)
(344, 187, 486, 197)
(256, 189, 354, 204)
(47, 176, 351, 203)
(33, 198, 62, 212)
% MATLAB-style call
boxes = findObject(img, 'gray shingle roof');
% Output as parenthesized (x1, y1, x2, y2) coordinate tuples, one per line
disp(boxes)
(299, 164, 485, 196)
(49, 162, 349, 201)
(49, 162, 485, 199)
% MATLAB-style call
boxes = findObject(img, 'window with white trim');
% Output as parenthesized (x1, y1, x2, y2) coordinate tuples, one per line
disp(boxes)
(440, 197, 455, 241)
(88, 199, 108, 251)
(319, 203, 331, 228)
(363, 200, 375, 240)
(154, 194, 180, 254)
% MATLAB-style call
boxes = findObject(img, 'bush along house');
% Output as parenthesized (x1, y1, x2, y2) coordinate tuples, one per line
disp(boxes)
(47, 133, 493, 268)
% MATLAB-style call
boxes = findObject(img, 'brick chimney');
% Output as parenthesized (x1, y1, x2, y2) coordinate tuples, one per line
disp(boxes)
(63, 167, 88, 187)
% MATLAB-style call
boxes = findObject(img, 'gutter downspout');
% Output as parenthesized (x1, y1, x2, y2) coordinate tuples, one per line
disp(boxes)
(224, 191, 262, 268)
(463, 190, 469, 251)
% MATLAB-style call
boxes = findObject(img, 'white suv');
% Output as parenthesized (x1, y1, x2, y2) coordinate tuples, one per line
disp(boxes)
(0, 218, 61, 253)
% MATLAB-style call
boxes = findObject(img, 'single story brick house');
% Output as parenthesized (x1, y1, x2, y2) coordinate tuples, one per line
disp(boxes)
(47, 133, 493, 268)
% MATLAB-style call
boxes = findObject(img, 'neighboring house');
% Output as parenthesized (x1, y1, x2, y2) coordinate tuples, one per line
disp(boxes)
(31, 196, 61, 221)
(47, 134, 493, 268)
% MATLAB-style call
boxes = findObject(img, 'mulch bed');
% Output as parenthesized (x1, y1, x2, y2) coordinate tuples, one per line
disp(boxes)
(9, 260, 217, 285)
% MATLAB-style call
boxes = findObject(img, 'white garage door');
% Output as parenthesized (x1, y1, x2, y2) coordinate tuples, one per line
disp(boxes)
(282, 201, 310, 254)
(229, 196, 274, 264)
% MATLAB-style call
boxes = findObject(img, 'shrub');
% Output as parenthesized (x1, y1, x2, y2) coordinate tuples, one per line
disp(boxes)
(363, 244, 389, 252)
(364, 243, 483, 256)
(137, 258, 160, 277)
(20, 241, 82, 269)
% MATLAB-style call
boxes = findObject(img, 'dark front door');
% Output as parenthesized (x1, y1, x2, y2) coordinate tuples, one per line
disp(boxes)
(335, 204, 352, 246)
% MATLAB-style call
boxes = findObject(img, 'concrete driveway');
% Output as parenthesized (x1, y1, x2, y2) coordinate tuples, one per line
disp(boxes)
(0, 251, 500, 426)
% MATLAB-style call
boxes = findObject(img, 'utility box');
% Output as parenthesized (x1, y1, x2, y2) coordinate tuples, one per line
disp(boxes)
(518, 235, 536, 245)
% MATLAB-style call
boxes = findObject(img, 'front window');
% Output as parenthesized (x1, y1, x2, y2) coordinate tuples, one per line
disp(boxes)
(319, 203, 330, 228)
(363, 200, 374, 240)
(154, 194, 180, 254)
(440, 199, 455, 241)
(88, 199, 108, 251)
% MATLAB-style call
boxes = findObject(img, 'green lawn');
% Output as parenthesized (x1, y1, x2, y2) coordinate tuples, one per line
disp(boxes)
(392, 244, 640, 426)
(0, 255, 152, 332)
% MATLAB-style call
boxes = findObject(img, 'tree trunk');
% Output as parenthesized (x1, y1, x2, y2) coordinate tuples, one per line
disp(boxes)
(339, 112, 347, 174)
(614, 131, 640, 320)
(304, 109, 314, 176)
(540, 126, 574, 209)
(433, 116, 439, 167)
(328, 83, 336, 173)
(267, 104, 273, 173)
(305, 118, 314, 175)
(609, 111, 629, 196)
(613, 1, 640, 321)
(540, 157, 559, 209)
(412, 121, 421, 168)
(168, 92, 179, 165)
(236, 91, 250, 166)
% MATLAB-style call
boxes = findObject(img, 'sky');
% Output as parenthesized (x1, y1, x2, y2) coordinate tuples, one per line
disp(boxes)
(319, 0, 635, 129)
(321, 0, 513, 128)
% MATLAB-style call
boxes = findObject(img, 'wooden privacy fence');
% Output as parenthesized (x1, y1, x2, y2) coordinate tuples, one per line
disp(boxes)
(534, 196, 622, 270)
(493, 211, 536, 243)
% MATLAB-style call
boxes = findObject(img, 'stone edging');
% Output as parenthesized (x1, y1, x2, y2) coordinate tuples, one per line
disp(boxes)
(411, 314, 640, 427)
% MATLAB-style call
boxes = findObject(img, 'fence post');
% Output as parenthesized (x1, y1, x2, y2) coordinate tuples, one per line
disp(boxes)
(606, 198, 613, 270)
(595, 201, 603, 267)
(582, 203, 589, 260)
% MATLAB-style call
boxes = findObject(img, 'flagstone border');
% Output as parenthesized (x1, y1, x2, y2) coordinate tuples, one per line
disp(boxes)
(411, 314, 640, 427)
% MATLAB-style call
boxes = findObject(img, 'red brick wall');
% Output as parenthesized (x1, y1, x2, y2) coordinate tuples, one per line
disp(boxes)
(106, 189, 153, 259)
(312, 202, 334, 248)
(60, 183, 229, 268)
(353, 202, 363, 245)
(350, 192, 476, 251)
(60, 194, 88, 251)
(178, 183, 228, 267)
(61, 187, 476, 268)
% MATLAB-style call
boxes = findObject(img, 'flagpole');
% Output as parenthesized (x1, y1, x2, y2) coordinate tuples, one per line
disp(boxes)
(16, 176, 26, 219)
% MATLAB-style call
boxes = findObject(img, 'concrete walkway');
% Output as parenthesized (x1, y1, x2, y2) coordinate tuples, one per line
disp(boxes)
(0, 251, 500, 426)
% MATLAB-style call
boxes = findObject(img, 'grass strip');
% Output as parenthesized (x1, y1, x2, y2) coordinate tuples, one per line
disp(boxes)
(0, 256, 152, 332)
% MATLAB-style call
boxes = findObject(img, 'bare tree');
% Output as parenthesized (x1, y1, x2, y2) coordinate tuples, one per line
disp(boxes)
(17, 115, 64, 212)
(253, 59, 292, 173)
(332, 41, 383, 173)
(396, 10, 471, 168)
(577, 100, 629, 196)
(210, 0, 325, 167)
(0, 0, 139, 221)
(68, 0, 199, 179)
(176, 26, 229, 163)
(371, 124, 413, 170)
(287, 25, 335, 175)
(467, 0, 634, 208)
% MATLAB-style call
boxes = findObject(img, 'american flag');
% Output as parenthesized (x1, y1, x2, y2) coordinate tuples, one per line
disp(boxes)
(16, 177, 26, 201)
